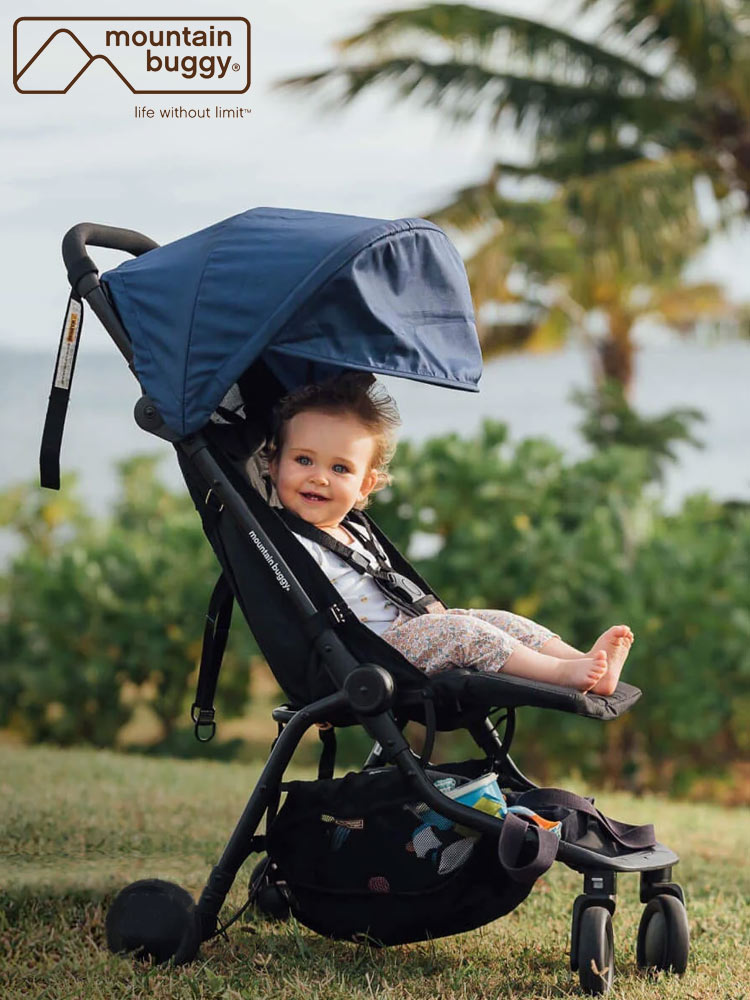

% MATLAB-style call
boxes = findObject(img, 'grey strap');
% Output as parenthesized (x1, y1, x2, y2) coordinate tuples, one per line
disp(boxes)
(516, 787, 655, 849)
(497, 812, 559, 885)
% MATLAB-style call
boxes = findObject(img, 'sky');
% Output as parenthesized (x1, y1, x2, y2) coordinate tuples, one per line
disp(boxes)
(2, 0, 749, 358)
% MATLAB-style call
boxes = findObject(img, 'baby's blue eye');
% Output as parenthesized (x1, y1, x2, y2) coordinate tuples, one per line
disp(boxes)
(295, 455, 312, 465)
(333, 463, 350, 474)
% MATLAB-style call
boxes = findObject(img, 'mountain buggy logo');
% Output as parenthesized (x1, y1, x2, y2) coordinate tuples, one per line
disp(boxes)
(13, 17, 250, 94)
(248, 531, 291, 592)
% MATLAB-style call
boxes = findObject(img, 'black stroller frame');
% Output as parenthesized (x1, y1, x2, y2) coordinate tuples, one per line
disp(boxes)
(54, 224, 689, 995)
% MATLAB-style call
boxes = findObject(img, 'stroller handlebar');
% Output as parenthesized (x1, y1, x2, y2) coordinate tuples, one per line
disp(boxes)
(62, 223, 159, 290)
(60, 223, 158, 366)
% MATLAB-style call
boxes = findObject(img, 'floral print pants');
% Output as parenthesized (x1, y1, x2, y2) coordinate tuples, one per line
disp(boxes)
(381, 608, 557, 676)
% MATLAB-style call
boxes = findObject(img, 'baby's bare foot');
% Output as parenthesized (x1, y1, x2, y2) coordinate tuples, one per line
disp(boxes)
(553, 651, 608, 693)
(589, 625, 633, 696)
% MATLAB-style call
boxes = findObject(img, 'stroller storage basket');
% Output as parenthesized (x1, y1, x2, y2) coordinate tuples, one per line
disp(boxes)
(265, 766, 538, 945)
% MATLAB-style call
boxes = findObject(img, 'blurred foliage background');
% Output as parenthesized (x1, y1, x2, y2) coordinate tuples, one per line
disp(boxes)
(2, 386, 749, 802)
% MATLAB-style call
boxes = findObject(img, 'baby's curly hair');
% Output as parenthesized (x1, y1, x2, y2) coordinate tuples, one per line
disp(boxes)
(267, 372, 401, 509)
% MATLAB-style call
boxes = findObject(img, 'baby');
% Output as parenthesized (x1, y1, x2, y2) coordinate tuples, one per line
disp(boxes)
(267, 374, 632, 695)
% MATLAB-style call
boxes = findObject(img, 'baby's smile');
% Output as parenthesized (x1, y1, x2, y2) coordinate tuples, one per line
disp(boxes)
(300, 491, 328, 503)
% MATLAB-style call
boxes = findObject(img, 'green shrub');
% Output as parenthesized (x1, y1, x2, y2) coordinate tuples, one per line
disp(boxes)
(0, 457, 256, 747)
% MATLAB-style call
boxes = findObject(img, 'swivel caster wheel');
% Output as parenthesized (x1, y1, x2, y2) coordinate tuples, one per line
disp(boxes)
(637, 893, 689, 974)
(577, 906, 615, 995)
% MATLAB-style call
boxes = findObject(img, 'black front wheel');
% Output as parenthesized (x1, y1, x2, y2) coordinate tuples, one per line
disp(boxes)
(637, 894, 689, 974)
(106, 879, 201, 965)
(577, 906, 615, 995)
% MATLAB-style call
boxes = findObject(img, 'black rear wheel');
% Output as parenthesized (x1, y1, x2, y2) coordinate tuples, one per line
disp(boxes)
(637, 894, 689, 974)
(577, 905, 615, 995)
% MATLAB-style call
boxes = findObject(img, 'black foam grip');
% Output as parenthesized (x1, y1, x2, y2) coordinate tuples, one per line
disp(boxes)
(62, 223, 159, 289)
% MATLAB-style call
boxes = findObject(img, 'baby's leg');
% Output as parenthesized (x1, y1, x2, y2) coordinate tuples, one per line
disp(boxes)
(446, 608, 557, 652)
(540, 637, 585, 658)
(381, 613, 607, 692)
(381, 612, 520, 676)
(445, 609, 628, 694)
(502, 644, 607, 692)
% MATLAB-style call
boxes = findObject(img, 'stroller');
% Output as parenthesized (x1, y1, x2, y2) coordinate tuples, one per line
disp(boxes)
(43, 208, 688, 995)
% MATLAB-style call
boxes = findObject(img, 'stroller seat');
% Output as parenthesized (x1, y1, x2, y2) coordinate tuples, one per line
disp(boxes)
(46, 210, 688, 994)
(197, 415, 645, 732)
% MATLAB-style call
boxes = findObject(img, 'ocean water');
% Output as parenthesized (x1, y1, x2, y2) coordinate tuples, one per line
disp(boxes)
(2, 338, 749, 519)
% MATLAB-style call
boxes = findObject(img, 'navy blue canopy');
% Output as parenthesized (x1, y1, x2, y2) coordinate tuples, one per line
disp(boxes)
(102, 207, 481, 436)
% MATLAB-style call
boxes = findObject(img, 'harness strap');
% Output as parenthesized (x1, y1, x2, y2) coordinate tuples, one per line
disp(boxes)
(191, 572, 234, 741)
(279, 508, 437, 618)
(39, 291, 84, 490)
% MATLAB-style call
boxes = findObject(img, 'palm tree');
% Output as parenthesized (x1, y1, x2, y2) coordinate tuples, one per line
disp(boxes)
(279, 1, 745, 386)
(428, 160, 729, 388)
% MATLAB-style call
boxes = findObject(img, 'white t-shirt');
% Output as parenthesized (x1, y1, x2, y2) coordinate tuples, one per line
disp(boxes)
(292, 531, 399, 636)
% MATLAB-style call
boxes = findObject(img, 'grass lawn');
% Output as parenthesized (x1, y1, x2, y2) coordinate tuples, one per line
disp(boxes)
(1, 744, 749, 1000)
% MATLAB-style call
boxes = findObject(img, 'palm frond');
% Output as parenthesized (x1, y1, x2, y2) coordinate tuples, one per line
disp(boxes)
(462, 233, 515, 309)
(580, 0, 743, 81)
(456, 202, 580, 298)
(490, 145, 647, 183)
(652, 281, 734, 328)
(426, 172, 554, 231)
(278, 58, 689, 138)
(562, 152, 707, 274)
(337, 3, 662, 90)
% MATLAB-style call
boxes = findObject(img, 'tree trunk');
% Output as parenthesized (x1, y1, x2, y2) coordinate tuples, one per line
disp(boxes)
(597, 307, 635, 395)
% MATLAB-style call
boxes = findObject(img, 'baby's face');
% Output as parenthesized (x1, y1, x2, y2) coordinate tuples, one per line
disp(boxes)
(270, 410, 379, 532)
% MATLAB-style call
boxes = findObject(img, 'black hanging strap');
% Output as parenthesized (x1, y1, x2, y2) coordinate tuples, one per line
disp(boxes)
(191, 572, 234, 742)
(39, 291, 84, 490)
(419, 692, 437, 766)
(317, 726, 337, 779)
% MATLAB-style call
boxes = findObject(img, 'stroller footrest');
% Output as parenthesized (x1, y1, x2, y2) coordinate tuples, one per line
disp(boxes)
(431, 671, 642, 720)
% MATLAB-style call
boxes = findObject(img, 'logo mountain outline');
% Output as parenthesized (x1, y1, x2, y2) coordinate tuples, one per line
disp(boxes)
(14, 27, 138, 94)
